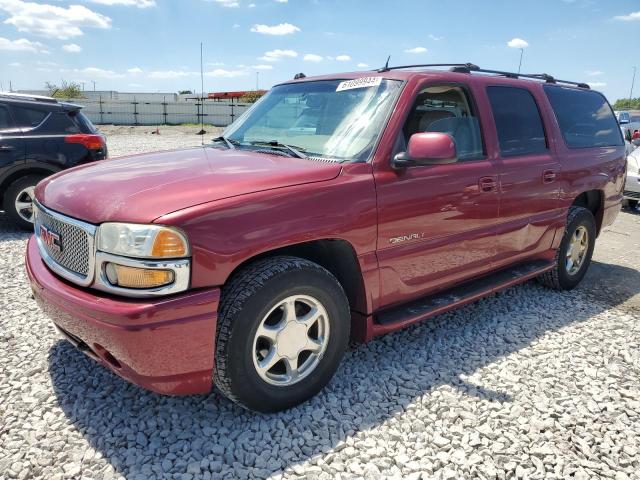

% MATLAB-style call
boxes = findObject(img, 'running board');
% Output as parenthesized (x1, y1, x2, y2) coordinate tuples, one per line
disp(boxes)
(372, 260, 554, 334)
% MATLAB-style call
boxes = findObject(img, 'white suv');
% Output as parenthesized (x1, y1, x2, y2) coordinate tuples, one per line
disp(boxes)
(625, 148, 640, 209)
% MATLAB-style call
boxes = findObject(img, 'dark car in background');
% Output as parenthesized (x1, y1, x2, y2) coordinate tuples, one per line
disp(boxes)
(0, 93, 107, 229)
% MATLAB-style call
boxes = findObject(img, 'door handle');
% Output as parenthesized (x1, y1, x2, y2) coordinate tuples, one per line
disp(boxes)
(543, 170, 557, 184)
(479, 176, 498, 192)
(0, 145, 15, 152)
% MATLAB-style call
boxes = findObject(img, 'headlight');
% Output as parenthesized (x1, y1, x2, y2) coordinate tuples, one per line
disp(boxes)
(97, 223, 189, 259)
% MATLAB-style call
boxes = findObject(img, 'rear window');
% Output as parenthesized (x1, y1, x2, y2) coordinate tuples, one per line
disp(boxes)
(487, 86, 547, 157)
(13, 106, 49, 128)
(544, 86, 623, 148)
(39, 112, 81, 134)
(70, 110, 97, 133)
(0, 105, 15, 130)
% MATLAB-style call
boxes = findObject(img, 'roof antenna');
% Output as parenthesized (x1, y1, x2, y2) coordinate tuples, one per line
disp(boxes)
(379, 55, 391, 72)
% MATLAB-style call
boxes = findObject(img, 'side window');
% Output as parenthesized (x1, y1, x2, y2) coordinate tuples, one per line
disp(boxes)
(487, 86, 547, 157)
(13, 106, 49, 128)
(544, 86, 623, 148)
(38, 112, 80, 134)
(400, 85, 485, 161)
(0, 105, 16, 131)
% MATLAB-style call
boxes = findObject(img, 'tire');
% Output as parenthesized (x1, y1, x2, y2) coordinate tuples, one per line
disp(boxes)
(214, 256, 350, 412)
(3, 175, 46, 231)
(627, 199, 638, 209)
(537, 206, 596, 291)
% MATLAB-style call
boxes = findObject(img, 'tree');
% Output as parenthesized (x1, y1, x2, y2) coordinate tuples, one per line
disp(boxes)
(239, 90, 266, 103)
(179, 90, 193, 95)
(45, 81, 85, 99)
(613, 97, 640, 110)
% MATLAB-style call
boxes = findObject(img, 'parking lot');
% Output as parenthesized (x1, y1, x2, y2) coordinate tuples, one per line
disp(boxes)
(1, 131, 639, 480)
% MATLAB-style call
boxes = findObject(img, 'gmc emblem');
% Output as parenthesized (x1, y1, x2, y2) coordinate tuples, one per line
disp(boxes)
(39, 225, 62, 253)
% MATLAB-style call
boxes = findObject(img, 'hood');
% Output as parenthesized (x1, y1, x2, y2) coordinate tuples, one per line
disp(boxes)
(36, 147, 342, 224)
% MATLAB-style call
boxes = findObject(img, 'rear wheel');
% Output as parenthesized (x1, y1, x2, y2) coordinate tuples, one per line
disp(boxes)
(3, 175, 46, 230)
(537, 206, 596, 290)
(214, 256, 350, 412)
(625, 199, 638, 209)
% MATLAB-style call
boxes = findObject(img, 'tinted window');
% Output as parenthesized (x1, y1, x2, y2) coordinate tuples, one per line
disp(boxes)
(70, 111, 97, 133)
(14, 106, 49, 128)
(0, 105, 15, 130)
(544, 86, 623, 148)
(40, 112, 80, 134)
(487, 86, 547, 157)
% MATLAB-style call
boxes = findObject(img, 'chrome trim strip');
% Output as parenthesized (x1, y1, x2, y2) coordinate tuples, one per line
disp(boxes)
(34, 200, 97, 287)
(93, 251, 190, 298)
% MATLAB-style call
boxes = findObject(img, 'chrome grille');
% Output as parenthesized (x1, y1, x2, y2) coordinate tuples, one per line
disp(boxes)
(34, 202, 96, 286)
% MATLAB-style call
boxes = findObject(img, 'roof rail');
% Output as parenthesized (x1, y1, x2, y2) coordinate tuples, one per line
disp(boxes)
(0, 92, 59, 103)
(376, 63, 590, 89)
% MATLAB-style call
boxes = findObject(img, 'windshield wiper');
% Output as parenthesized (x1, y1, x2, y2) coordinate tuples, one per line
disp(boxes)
(247, 140, 308, 159)
(211, 136, 239, 149)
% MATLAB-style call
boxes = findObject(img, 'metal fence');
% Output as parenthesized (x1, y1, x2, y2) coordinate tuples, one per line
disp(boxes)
(68, 98, 252, 127)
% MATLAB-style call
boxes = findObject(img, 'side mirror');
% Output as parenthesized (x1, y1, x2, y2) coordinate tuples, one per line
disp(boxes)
(393, 132, 457, 168)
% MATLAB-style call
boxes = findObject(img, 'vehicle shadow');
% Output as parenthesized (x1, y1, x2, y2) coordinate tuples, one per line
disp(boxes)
(47, 261, 640, 479)
(0, 212, 31, 241)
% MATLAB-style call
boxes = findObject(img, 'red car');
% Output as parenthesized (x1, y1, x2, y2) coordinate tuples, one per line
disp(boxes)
(26, 64, 625, 412)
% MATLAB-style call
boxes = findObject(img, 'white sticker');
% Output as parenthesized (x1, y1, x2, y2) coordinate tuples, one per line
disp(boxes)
(336, 76, 382, 92)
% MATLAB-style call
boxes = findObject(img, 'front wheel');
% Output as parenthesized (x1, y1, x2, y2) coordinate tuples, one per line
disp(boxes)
(214, 256, 350, 412)
(537, 206, 596, 290)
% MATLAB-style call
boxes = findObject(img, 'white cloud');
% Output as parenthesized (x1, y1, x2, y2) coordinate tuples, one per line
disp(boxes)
(587, 81, 606, 88)
(9, 61, 22, 67)
(335, 54, 351, 61)
(208, 0, 239, 7)
(248, 2, 255, 6)
(62, 43, 82, 53)
(148, 69, 194, 79)
(128, 83, 143, 87)
(357, 62, 369, 68)
(64, 66, 124, 78)
(587, 70, 604, 76)
(507, 38, 529, 48)
(205, 68, 248, 78)
(251, 22, 300, 35)
(232, 23, 240, 28)
(87, 0, 156, 7)
(303, 53, 323, 62)
(613, 11, 640, 21)
(275, 0, 288, 2)
(428, 34, 444, 41)
(0, 36, 46, 53)
(127, 67, 143, 74)
(251, 64, 273, 70)
(404, 46, 427, 54)
(259, 49, 298, 61)
(0, 0, 111, 39)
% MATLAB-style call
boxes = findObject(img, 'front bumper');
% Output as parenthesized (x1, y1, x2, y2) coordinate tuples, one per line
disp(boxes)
(26, 235, 219, 395)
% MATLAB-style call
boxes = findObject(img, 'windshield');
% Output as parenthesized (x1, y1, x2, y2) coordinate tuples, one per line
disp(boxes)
(223, 78, 403, 162)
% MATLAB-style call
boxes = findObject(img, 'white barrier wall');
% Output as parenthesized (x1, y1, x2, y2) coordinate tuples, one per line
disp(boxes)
(68, 99, 251, 126)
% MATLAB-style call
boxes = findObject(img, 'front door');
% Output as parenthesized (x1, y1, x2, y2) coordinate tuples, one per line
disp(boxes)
(374, 83, 501, 308)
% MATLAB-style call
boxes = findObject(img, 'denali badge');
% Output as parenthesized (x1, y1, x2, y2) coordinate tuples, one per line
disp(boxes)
(39, 225, 62, 253)
(389, 233, 425, 244)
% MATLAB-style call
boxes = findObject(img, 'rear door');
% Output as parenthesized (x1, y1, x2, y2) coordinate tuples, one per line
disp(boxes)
(0, 104, 26, 177)
(486, 85, 562, 267)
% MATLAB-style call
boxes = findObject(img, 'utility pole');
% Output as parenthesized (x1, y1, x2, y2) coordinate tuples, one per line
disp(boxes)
(92, 80, 96, 92)
(630, 66, 637, 108)
(518, 48, 524, 74)
(256, 71, 259, 91)
(80, 81, 85, 91)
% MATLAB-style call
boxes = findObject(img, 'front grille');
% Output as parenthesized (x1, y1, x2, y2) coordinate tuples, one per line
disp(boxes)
(624, 190, 640, 200)
(34, 203, 96, 285)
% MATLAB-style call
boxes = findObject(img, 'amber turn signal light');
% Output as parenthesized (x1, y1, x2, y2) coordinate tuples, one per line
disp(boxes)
(152, 230, 188, 258)
(105, 263, 174, 289)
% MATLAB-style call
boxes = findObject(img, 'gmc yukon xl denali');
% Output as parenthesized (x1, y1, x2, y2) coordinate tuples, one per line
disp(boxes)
(26, 64, 626, 412)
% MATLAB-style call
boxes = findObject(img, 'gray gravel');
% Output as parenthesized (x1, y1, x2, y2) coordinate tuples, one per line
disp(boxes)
(1, 131, 639, 479)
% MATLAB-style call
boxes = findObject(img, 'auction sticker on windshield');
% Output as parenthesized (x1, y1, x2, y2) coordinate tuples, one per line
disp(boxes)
(336, 77, 382, 92)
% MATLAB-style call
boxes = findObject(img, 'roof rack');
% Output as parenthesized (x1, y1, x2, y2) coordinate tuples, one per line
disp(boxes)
(377, 63, 590, 89)
(0, 92, 59, 103)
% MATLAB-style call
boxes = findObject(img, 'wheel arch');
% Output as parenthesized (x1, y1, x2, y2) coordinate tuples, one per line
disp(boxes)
(0, 163, 59, 200)
(571, 189, 604, 234)
(225, 238, 369, 315)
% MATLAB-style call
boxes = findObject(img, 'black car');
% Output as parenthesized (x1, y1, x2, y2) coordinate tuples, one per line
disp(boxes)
(0, 93, 107, 229)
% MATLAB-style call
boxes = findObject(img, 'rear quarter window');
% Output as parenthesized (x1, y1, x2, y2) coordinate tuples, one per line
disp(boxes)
(544, 86, 623, 148)
(0, 104, 16, 131)
(13, 106, 49, 128)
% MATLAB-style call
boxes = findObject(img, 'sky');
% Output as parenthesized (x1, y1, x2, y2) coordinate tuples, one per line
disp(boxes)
(0, 0, 639, 102)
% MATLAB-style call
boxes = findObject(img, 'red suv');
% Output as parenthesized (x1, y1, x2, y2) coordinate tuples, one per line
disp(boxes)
(26, 64, 625, 412)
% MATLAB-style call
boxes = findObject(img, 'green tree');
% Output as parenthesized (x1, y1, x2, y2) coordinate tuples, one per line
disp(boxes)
(613, 97, 640, 110)
(45, 81, 85, 99)
(239, 91, 265, 103)
(179, 90, 193, 95)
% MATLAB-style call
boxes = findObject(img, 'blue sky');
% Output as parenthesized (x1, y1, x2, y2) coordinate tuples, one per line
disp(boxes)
(0, 0, 639, 102)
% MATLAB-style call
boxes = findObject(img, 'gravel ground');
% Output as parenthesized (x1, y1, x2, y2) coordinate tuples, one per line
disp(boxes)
(1, 132, 639, 479)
